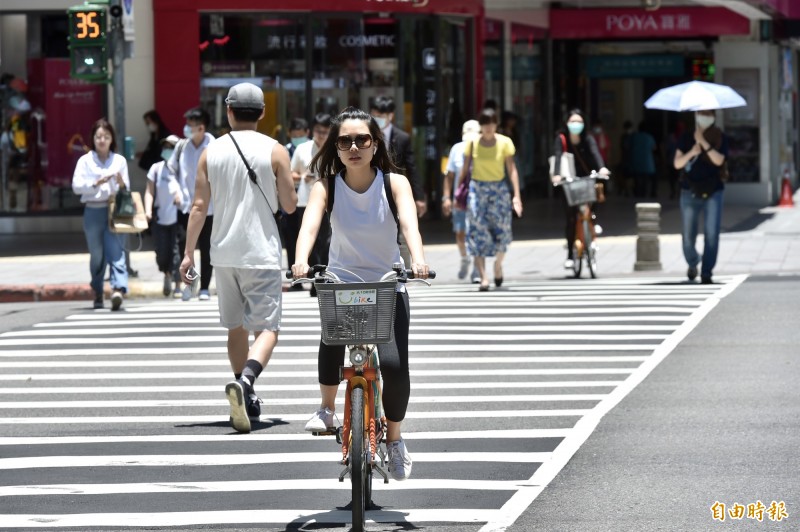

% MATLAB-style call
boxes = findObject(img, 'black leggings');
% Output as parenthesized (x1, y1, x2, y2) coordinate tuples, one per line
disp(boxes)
(317, 291, 410, 422)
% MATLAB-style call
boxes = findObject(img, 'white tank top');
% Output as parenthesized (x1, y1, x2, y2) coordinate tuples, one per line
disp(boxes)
(205, 131, 281, 269)
(328, 169, 402, 283)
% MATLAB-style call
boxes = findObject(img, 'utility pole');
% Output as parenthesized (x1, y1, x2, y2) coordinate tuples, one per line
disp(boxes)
(109, 0, 125, 142)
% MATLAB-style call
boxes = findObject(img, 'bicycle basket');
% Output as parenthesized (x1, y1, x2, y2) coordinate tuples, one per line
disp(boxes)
(314, 281, 397, 345)
(563, 177, 597, 207)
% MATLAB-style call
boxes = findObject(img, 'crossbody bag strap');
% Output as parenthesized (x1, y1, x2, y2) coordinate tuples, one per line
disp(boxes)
(573, 144, 592, 176)
(228, 132, 277, 214)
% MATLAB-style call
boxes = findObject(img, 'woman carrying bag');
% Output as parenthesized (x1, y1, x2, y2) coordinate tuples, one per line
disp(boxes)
(462, 108, 523, 292)
(550, 108, 610, 271)
(72, 118, 130, 310)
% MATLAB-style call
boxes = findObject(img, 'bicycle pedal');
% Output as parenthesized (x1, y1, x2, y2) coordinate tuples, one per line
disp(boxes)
(311, 427, 341, 437)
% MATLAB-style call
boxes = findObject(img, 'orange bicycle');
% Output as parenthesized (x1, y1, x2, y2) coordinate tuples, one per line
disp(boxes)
(555, 170, 610, 279)
(288, 263, 434, 532)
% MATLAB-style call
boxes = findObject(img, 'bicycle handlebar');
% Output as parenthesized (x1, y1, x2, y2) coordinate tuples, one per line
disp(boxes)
(553, 170, 610, 186)
(286, 264, 436, 282)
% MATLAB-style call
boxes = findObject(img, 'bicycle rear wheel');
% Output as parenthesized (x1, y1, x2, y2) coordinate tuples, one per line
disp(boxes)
(584, 219, 597, 278)
(350, 386, 366, 532)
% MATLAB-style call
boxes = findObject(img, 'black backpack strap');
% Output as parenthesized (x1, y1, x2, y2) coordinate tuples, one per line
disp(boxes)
(384, 172, 400, 244)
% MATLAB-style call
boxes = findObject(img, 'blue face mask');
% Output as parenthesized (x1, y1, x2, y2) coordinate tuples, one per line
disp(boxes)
(183, 124, 193, 138)
(291, 136, 307, 147)
(161, 148, 174, 161)
(373, 116, 388, 129)
(567, 122, 585, 135)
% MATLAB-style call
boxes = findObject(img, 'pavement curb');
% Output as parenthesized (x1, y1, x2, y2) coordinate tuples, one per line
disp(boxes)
(0, 283, 94, 303)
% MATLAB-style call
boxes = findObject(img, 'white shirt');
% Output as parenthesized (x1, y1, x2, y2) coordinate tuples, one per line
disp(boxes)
(146, 161, 187, 226)
(72, 151, 130, 205)
(328, 169, 402, 283)
(289, 139, 321, 208)
(446, 140, 468, 201)
(205, 131, 281, 269)
(168, 132, 215, 215)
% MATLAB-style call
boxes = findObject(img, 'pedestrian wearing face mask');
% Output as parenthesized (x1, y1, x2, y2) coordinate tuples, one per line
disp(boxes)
(144, 135, 190, 298)
(551, 108, 610, 272)
(284, 117, 309, 159)
(168, 107, 216, 301)
(673, 110, 729, 285)
(139, 110, 171, 172)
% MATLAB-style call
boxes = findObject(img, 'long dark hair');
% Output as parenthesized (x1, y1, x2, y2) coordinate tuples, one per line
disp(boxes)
(143, 110, 169, 138)
(90, 118, 117, 153)
(310, 106, 398, 179)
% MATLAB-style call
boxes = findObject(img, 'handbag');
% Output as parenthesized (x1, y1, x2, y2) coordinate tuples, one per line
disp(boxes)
(454, 141, 474, 210)
(548, 134, 576, 180)
(109, 190, 148, 233)
(112, 188, 136, 217)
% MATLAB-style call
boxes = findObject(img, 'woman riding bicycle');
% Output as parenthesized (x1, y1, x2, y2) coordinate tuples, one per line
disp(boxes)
(290, 106, 430, 482)
(551, 108, 610, 271)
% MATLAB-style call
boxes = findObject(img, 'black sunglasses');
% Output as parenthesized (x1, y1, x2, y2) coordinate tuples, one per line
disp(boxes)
(336, 134, 373, 151)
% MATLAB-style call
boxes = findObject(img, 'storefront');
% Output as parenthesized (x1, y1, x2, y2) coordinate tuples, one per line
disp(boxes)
(153, 0, 484, 204)
(549, 6, 755, 195)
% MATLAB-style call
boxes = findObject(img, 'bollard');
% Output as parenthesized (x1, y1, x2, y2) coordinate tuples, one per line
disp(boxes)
(634, 203, 662, 271)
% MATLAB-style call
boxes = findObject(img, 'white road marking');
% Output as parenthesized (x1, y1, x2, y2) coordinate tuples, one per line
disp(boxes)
(0, 394, 605, 409)
(0, 410, 591, 425)
(0, 478, 523, 497)
(0, 381, 625, 394)
(0, 429, 573, 446)
(0, 368, 634, 380)
(0, 509, 497, 528)
(0, 452, 551, 470)
(0, 356, 647, 369)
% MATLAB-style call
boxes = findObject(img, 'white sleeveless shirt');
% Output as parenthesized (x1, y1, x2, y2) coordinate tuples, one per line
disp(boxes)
(328, 169, 403, 283)
(205, 131, 281, 269)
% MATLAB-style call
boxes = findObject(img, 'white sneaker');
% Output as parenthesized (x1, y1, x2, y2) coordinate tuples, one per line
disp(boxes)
(594, 224, 603, 235)
(470, 270, 481, 284)
(110, 291, 123, 311)
(181, 285, 193, 301)
(457, 257, 470, 280)
(198, 289, 210, 301)
(387, 438, 412, 481)
(304, 407, 335, 432)
(173, 288, 183, 299)
(564, 259, 575, 270)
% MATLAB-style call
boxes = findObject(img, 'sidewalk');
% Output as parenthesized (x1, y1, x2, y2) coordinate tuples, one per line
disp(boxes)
(1, 191, 798, 302)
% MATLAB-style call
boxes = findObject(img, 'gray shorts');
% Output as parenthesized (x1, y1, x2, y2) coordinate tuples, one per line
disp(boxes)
(215, 267, 282, 331)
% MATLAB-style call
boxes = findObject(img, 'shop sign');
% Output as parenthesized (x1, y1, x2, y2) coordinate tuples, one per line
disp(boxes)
(586, 54, 684, 79)
(365, 0, 430, 8)
(550, 7, 750, 39)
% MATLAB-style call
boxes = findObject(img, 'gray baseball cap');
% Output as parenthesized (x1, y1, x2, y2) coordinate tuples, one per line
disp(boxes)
(225, 83, 265, 109)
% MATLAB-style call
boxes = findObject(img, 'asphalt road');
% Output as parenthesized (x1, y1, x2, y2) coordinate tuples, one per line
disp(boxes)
(1, 275, 791, 531)
(509, 275, 800, 532)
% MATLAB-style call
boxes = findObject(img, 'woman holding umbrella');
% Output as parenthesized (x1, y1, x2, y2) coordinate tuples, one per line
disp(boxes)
(673, 109, 729, 284)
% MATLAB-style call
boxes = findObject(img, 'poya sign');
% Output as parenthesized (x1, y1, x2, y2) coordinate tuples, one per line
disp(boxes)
(550, 7, 750, 39)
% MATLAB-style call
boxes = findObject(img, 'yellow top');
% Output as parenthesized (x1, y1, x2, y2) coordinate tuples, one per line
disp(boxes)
(464, 134, 516, 182)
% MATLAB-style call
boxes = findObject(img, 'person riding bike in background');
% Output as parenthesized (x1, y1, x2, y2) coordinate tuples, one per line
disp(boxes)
(551, 108, 610, 271)
(290, 106, 430, 481)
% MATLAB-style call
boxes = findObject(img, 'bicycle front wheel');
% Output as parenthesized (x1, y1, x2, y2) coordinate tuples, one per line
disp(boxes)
(584, 219, 597, 278)
(350, 386, 366, 532)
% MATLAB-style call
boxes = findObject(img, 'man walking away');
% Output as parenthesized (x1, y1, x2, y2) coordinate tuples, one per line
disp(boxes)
(180, 83, 297, 433)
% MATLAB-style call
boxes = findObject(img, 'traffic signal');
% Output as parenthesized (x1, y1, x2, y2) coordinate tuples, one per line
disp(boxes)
(68, 4, 109, 81)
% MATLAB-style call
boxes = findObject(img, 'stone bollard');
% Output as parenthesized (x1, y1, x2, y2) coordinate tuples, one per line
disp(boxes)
(634, 203, 662, 271)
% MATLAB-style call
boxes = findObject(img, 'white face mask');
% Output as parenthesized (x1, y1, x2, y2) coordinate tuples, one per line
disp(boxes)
(183, 124, 195, 138)
(567, 121, 584, 135)
(695, 114, 715, 129)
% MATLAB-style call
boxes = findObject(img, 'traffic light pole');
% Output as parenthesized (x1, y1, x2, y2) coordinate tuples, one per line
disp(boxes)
(110, 0, 125, 142)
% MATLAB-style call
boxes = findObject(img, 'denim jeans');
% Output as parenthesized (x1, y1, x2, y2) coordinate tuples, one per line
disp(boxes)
(679, 188, 723, 278)
(83, 205, 128, 296)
